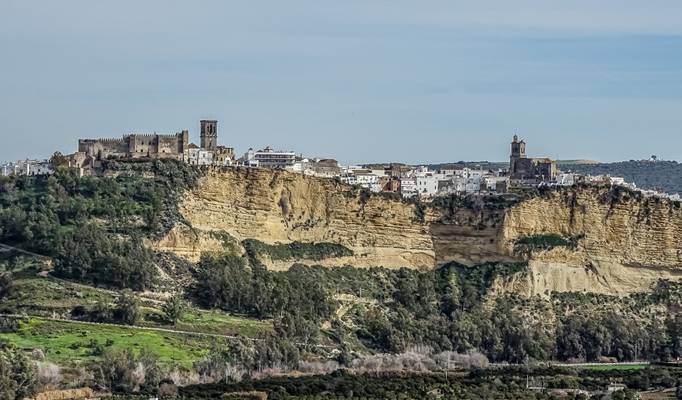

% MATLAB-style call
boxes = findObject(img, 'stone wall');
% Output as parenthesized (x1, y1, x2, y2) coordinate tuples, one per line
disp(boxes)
(79, 131, 188, 160)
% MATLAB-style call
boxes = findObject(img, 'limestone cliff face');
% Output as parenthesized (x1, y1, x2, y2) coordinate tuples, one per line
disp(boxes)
(157, 168, 436, 269)
(157, 168, 682, 294)
(497, 186, 682, 295)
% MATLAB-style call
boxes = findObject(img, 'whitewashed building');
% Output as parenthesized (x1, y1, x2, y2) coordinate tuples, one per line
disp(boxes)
(1, 159, 54, 176)
(244, 146, 296, 169)
(400, 177, 418, 198)
(185, 148, 214, 166)
(416, 173, 439, 197)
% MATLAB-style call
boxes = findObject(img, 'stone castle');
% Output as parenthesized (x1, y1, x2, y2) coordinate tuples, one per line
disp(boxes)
(78, 131, 190, 161)
(76, 120, 223, 164)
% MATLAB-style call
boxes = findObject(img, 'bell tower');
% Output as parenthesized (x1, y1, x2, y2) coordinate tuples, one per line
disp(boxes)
(200, 120, 218, 151)
(510, 134, 526, 175)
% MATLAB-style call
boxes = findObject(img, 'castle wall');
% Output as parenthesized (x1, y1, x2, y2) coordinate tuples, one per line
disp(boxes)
(79, 132, 186, 161)
(78, 138, 129, 159)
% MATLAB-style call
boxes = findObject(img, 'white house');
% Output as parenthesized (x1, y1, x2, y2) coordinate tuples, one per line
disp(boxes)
(186, 148, 214, 166)
(400, 177, 418, 198)
(416, 172, 439, 197)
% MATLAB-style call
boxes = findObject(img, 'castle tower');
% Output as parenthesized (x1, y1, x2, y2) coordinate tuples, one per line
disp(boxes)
(200, 120, 218, 151)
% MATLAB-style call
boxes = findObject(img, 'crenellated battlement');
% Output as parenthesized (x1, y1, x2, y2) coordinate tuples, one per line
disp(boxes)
(80, 137, 126, 144)
(127, 132, 183, 139)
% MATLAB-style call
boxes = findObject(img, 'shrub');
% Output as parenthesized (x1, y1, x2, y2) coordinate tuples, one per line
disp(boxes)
(0, 316, 19, 333)
(0, 341, 37, 400)
(35, 362, 61, 390)
(0, 272, 13, 299)
(162, 295, 186, 326)
(242, 239, 353, 262)
(114, 290, 140, 325)
(92, 348, 161, 394)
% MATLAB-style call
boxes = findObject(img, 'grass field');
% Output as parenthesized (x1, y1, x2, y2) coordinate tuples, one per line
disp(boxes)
(141, 307, 272, 337)
(0, 318, 222, 368)
(0, 253, 273, 369)
(176, 310, 272, 337)
(3, 276, 116, 315)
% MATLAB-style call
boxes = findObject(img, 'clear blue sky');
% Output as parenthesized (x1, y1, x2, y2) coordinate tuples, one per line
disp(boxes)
(1, 1, 681, 164)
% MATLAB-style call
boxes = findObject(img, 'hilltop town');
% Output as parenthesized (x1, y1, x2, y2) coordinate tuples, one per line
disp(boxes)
(1, 120, 679, 202)
(0, 120, 680, 206)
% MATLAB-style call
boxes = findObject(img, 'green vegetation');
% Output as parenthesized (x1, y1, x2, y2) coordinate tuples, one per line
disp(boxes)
(54, 224, 156, 290)
(1, 276, 115, 315)
(174, 310, 271, 337)
(0, 318, 213, 368)
(438, 262, 528, 311)
(242, 239, 353, 262)
(192, 255, 682, 365)
(0, 160, 199, 290)
(517, 233, 570, 248)
(2, 161, 682, 397)
(0, 341, 36, 400)
(180, 366, 682, 399)
(515, 233, 580, 252)
(115, 290, 141, 325)
(162, 295, 186, 326)
(581, 364, 648, 371)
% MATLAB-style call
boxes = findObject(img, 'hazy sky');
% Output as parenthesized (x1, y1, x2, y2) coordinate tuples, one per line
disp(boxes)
(1, 1, 681, 164)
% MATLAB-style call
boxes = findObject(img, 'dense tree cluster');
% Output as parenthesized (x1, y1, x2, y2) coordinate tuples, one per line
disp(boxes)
(194, 254, 333, 343)
(179, 366, 682, 400)
(194, 255, 682, 365)
(53, 225, 154, 290)
(0, 160, 198, 290)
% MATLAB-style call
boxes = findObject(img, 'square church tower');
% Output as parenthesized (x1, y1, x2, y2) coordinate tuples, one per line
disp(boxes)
(200, 120, 218, 151)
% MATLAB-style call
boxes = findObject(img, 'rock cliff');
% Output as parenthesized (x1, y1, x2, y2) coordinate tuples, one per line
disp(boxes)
(156, 168, 436, 269)
(498, 186, 682, 295)
(157, 168, 682, 295)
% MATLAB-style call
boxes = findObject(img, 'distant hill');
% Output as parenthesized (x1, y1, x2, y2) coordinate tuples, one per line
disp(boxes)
(556, 159, 600, 165)
(427, 161, 508, 171)
(560, 160, 682, 194)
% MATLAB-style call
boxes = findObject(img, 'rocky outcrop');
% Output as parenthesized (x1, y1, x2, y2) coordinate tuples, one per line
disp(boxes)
(158, 168, 682, 295)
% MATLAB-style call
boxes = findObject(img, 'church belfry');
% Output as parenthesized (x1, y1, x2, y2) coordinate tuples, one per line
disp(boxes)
(510, 134, 527, 176)
(510, 134, 526, 159)
(200, 120, 218, 151)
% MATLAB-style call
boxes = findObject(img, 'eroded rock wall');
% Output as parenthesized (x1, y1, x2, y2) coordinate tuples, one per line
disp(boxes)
(497, 186, 682, 295)
(159, 168, 436, 269)
(157, 168, 682, 294)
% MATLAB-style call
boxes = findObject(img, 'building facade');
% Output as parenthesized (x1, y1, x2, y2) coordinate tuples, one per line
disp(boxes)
(1, 159, 54, 176)
(244, 147, 296, 169)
